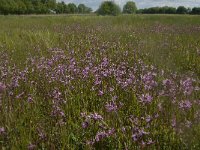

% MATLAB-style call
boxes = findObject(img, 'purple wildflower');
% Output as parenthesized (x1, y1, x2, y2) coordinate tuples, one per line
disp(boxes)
(105, 101, 118, 112)
(145, 115, 151, 123)
(27, 94, 33, 103)
(139, 93, 153, 104)
(179, 100, 192, 110)
(180, 78, 194, 96)
(98, 90, 104, 96)
(107, 128, 115, 136)
(95, 131, 107, 142)
(82, 121, 89, 129)
(132, 133, 138, 141)
(91, 113, 103, 121)
(163, 79, 172, 86)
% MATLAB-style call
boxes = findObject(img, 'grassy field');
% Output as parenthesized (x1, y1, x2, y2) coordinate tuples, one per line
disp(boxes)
(0, 15, 200, 149)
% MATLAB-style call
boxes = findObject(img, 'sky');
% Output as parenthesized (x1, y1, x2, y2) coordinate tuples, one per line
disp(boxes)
(58, 0, 200, 11)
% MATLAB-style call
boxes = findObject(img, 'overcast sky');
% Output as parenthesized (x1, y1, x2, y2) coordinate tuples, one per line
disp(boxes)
(58, 0, 200, 10)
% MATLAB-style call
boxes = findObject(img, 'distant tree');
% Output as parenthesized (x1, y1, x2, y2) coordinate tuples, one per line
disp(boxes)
(176, 6, 187, 14)
(136, 9, 143, 14)
(23, 0, 34, 14)
(86, 7, 92, 13)
(15, 0, 27, 14)
(63, 4, 70, 13)
(97, 1, 121, 16)
(46, 0, 56, 10)
(78, 4, 92, 14)
(0, 0, 23, 14)
(0, 0, 10, 15)
(137, 6, 176, 14)
(68, 3, 78, 14)
(123, 1, 137, 14)
(78, 4, 86, 13)
(56, 2, 65, 14)
(159, 6, 177, 14)
(191, 7, 200, 14)
(7, 0, 17, 14)
(165, 7, 176, 14)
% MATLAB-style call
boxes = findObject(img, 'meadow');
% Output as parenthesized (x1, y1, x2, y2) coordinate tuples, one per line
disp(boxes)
(0, 14, 200, 149)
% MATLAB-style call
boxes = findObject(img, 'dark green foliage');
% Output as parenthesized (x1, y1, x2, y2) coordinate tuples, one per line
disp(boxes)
(137, 6, 200, 15)
(176, 6, 188, 14)
(0, 0, 92, 15)
(78, 4, 92, 14)
(138, 6, 177, 14)
(55, 2, 68, 14)
(191, 7, 200, 14)
(123, 1, 137, 14)
(97, 1, 121, 16)
(68, 3, 78, 14)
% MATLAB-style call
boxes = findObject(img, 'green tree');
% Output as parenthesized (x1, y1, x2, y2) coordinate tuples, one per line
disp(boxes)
(15, 0, 27, 14)
(137, 6, 177, 14)
(191, 7, 200, 14)
(97, 1, 121, 16)
(68, 3, 77, 14)
(46, 0, 56, 10)
(85, 7, 92, 13)
(165, 7, 176, 14)
(63, 4, 70, 13)
(23, 0, 34, 14)
(176, 6, 187, 14)
(123, 1, 137, 14)
(78, 4, 92, 14)
(0, 0, 91, 15)
(78, 4, 86, 13)
(7, 0, 17, 14)
(0, 0, 26, 15)
(55, 2, 65, 14)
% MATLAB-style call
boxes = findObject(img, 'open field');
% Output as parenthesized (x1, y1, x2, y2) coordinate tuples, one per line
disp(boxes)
(0, 15, 200, 149)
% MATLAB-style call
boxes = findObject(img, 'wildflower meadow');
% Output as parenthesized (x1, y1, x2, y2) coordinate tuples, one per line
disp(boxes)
(0, 15, 200, 149)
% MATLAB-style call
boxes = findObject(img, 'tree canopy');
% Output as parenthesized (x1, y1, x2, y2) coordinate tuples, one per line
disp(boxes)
(97, 1, 121, 16)
(0, 0, 92, 15)
(136, 6, 200, 15)
(176, 6, 188, 14)
(138, 6, 177, 14)
(191, 7, 200, 15)
(78, 4, 92, 14)
(1, 1, 200, 16)
(123, 1, 137, 14)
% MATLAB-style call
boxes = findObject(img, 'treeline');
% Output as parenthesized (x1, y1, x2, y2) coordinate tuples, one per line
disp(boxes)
(137, 6, 200, 15)
(1, 0, 200, 16)
(96, 1, 200, 16)
(0, 0, 92, 15)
